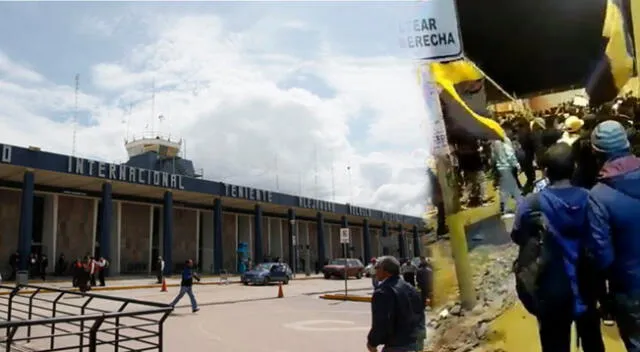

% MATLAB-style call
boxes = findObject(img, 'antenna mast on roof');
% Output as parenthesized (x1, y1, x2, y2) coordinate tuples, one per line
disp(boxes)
(72, 74, 79, 156)
(150, 78, 156, 135)
(314, 145, 319, 199)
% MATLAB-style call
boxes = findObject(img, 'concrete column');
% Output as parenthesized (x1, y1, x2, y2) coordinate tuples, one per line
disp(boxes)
(18, 171, 34, 271)
(42, 194, 57, 267)
(363, 219, 371, 263)
(91, 199, 98, 257)
(213, 199, 223, 274)
(382, 222, 389, 256)
(316, 212, 326, 267)
(99, 183, 113, 275)
(162, 191, 173, 275)
(148, 206, 154, 275)
(287, 209, 295, 269)
(412, 225, 421, 257)
(398, 224, 407, 258)
(254, 205, 264, 263)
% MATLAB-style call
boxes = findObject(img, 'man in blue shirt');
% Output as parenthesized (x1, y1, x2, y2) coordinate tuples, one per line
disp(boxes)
(170, 259, 200, 313)
(587, 120, 640, 351)
(511, 143, 604, 352)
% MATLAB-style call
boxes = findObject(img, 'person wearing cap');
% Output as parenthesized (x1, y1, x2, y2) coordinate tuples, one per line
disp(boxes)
(587, 120, 640, 351)
(557, 116, 584, 146)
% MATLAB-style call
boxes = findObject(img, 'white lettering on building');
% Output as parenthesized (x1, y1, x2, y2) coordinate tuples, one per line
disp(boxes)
(67, 157, 185, 190)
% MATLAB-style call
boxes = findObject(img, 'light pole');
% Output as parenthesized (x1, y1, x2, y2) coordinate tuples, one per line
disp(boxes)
(290, 219, 297, 278)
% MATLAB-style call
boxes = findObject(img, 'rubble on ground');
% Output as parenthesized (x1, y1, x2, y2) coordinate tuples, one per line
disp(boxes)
(424, 244, 518, 352)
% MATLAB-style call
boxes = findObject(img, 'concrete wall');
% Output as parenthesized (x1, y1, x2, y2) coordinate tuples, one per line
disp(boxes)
(0, 189, 20, 275)
(41, 194, 56, 265)
(238, 215, 252, 256)
(120, 203, 151, 273)
(222, 213, 237, 273)
(268, 218, 283, 259)
(331, 225, 342, 259)
(172, 208, 198, 269)
(349, 226, 363, 260)
(201, 211, 214, 273)
(56, 196, 95, 262)
(370, 229, 381, 258)
(324, 224, 332, 259)
(281, 219, 290, 262)
(308, 221, 318, 268)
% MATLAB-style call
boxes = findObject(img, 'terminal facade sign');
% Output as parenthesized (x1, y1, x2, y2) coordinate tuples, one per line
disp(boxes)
(347, 204, 372, 217)
(223, 183, 273, 203)
(398, 0, 463, 61)
(1, 144, 11, 164)
(298, 197, 336, 213)
(67, 157, 185, 190)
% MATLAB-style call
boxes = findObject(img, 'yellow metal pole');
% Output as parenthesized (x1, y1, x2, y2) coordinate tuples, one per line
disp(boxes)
(422, 64, 477, 310)
(632, 0, 640, 96)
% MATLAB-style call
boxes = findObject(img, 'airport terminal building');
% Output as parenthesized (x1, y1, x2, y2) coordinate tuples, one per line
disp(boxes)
(0, 136, 425, 276)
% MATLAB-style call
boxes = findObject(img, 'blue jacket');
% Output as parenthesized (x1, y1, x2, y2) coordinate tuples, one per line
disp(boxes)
(512, 185, 590, 316)
(367, 275, 423, 350)
(588, 154, 640, 293)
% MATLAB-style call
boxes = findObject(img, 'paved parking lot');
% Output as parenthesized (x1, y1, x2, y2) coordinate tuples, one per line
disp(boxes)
(2, 277, 376, 351)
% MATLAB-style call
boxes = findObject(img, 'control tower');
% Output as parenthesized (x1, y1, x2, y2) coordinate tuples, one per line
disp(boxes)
(124, 132, 202, 178)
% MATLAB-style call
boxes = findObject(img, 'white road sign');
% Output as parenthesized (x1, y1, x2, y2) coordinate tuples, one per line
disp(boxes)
(398, 0, 463, 62)
(339, 228, 351, 244)
(420, 67, 451, 156)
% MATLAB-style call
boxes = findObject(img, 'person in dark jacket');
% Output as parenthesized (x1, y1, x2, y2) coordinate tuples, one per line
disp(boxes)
(367, 256, 423, 352)
(416, 257, 433, 309)
(511, 143, 605, 352)
(587, 120, 640, 351)
(170, 259, 200, 313)
(572, 115, 600, 189)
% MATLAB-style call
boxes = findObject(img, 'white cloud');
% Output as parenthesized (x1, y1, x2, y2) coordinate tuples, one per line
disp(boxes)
(0, 11, 430, 216)
(0, 52, 44, 83)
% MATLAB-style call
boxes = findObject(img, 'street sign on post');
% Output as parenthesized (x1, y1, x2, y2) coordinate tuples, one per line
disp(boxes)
(398, 0, 463, 62)
(339, 228, 351, 244)
(339, 227, 351, 298)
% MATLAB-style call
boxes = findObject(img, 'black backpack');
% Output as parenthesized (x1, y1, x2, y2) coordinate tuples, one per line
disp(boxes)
(512, 194, 551, 315)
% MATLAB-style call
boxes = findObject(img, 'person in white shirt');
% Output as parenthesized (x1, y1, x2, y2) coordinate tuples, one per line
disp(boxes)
(96, 257, 109, 286)
(157, 256, 165, 284)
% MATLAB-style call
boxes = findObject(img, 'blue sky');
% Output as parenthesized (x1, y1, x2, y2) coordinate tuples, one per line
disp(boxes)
(0, 2, 431, 216)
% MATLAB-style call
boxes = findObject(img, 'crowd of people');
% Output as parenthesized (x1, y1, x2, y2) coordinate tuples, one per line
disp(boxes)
(504, 95, 640, 352)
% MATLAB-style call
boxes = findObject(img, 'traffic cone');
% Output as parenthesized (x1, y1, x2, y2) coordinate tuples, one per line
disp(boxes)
(161, 278, 168, 292)
(277, 282, 284, 298)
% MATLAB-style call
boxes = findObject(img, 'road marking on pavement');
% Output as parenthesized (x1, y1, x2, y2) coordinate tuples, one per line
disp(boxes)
(283, 320, 369, 332)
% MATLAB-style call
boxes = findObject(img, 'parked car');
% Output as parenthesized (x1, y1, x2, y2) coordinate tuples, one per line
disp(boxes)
(322, 258, 364, 279)
(241, 262, 293, 285)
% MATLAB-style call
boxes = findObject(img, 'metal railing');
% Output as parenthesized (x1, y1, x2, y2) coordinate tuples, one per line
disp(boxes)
(0, 284, 173, 352)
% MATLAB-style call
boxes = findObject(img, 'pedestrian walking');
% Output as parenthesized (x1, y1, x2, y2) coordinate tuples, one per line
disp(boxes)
(170, 259, 200, 313)
(157, 256, 165, 284)
(511, 143, 605, 352)
(88, 256, 97, 287)
(401, 259, 417, 287)
(9, 251, 18, 281)
(587, 120, 640, 351)
(416, 257, 433, 309)
(491, 134, 523, 218)
(97, 257, 109, 286)
(366, 256, 423, 352)
(39, 254, 48, 281)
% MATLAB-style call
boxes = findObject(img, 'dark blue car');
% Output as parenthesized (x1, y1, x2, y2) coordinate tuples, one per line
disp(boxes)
(241, 262, 293, 286)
